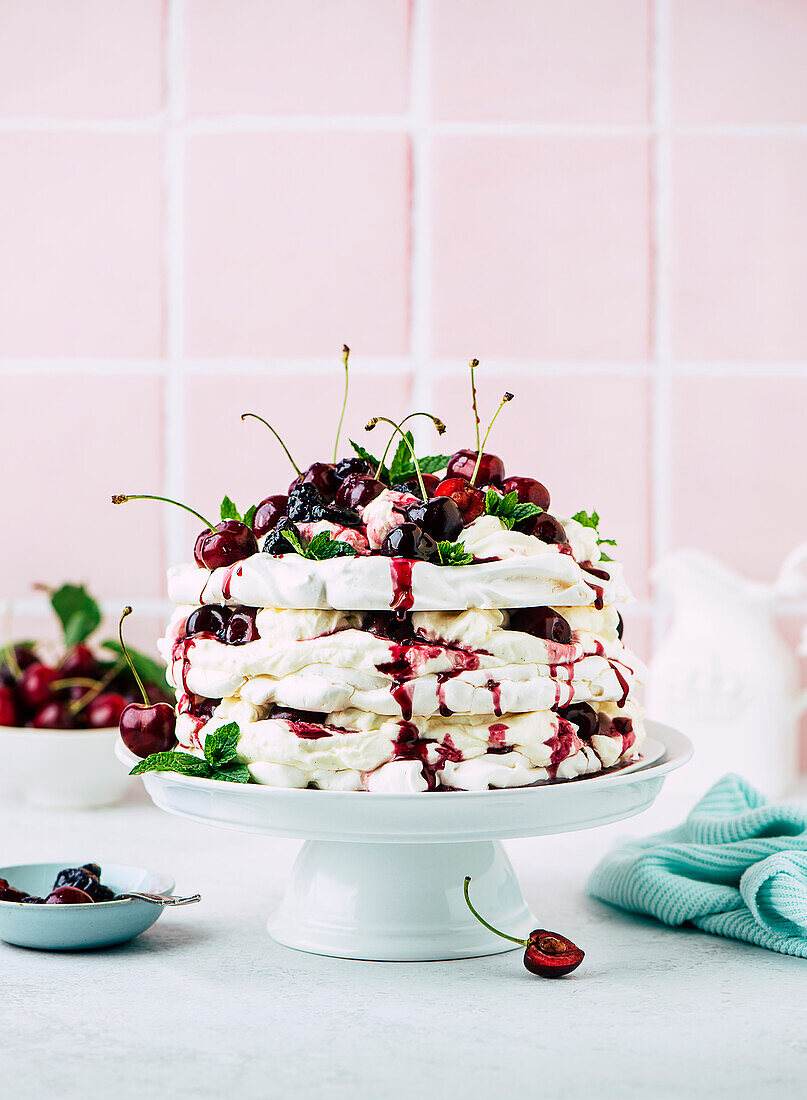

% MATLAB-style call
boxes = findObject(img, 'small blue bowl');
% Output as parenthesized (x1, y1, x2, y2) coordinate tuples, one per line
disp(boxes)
(0, 862, 176, 951)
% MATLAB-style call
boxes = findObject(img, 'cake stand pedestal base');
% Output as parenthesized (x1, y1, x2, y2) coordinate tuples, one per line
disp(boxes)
(268, 839, 533, 961)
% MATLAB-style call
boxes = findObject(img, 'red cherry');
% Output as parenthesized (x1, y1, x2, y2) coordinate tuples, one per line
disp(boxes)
(252, 495, 288, 537)
(86, 693, 128, 729)
(446, 449, 505, 487)
(194, 520, 258, 570)
(119, 701, 177, 759)
(0, 883, 30, 902)
(508, 607, 572, 644)
(301, 462, 338, 501)
(0, 685, 18, 727)
(464, 878, 584, 978)
(224, 610, 259, 646)
(32, 701, 76, 729)
(434, 478, 485, 523)
(19, 663, 60, 708)
(529, 513, 568, 545)
(60, 643, 101, 680)
(501, 476, 550, 512)
(46, 886, 94, 905)
(335, 475, 385, 511)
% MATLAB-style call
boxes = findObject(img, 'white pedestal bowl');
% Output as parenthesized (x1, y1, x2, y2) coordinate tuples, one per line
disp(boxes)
(118, 721, 691, 961)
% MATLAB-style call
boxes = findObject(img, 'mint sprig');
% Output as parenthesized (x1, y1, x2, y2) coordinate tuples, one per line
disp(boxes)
(220, 495, 258, 529)
(130, 722, 251, 783)
(282, 529, 358, 561)
(484, 489, 543, 531)
(571, 510, 617, 560)
(436, 540, 474, 566)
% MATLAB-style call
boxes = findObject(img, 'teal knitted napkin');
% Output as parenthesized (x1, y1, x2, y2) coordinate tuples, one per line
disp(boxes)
(586, 774, 807, 956)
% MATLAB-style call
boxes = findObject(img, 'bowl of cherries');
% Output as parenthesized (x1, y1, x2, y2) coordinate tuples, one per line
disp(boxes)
(0, 584, 172, 809)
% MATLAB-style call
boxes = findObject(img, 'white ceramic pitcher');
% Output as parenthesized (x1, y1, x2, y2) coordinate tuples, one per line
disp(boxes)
(647, 547, 807, 797)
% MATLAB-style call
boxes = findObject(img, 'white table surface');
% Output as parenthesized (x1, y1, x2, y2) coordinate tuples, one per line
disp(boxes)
(2, 779, 805, 1100)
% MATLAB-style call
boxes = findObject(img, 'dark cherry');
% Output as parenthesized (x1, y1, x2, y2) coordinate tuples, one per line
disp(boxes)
(119, 701, 177, 759)
(434, 477, 485, 523)
(558, 702, 599, 742)
(405, 497, 464, 542)
(186, 604, 232, 639)
(86, 693, 128, 729)
(300, 462, 338, 501)
(262, 516, 301, 556)
(195, 520, 258, 570)
(59, 644, 101, 681)
(271, 706, 328, 724)
(508, 607, 572, 645)
(334, 457, 371, 483)
(380, 522, 438, 562)
(464, 877, 584, 978)
(224, 609, 259, 646)
(53, 867, 114, 902)
(2, 645, 38, 676)
(335, 475, 386, 511)
(252, 495, 288, 537)
(502, 476, 550, 512)
(616, 612, 624, 640)
(362, 611, 414, 643)
(446, 449, 505, 487)
(46, 886, 94, 905)
(0, 685, 17, 727)
(526, 512, 568, 545)
(32, 701, 76, 729)
(391, 473, 440, 500)
(0, 884, 30, 902)
(18, 663, 60, 708)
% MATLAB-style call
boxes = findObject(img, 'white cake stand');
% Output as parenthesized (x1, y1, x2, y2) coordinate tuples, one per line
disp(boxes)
(117, 721, 691, 961)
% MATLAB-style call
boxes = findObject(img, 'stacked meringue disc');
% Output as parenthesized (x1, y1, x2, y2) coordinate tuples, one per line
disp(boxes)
(159, 470, 646, 793)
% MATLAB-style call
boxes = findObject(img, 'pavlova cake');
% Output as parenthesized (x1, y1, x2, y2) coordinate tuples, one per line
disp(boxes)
(116, 354, 645, 793)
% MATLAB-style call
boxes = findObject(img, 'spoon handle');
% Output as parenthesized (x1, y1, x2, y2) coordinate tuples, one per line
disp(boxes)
(116, 892, 201, 906)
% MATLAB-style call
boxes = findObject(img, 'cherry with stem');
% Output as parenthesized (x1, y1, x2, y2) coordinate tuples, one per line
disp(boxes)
(469, 358, 481, 453)
(463, 876, 584, 978)
(333, 344, 350, 463)
(241, 413, 302, 477)
(470, 392, 514, 488)
(368, 413, 446, 496)
(112, 494, 216, 532)
(117, 607, 176, 759)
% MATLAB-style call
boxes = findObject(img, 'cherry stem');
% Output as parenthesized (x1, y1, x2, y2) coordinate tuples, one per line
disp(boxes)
(470, 392, 514, 487)
(241, 413, 302, 477)
(469, 358, 481, 453)
(68, 658, 126, 717)
(463, 877, 527, 947)
(118, 607, 149, 707)
(370, 413, 446, 487)
(333, 344, 350, 464)
(112, 494, 216, 533)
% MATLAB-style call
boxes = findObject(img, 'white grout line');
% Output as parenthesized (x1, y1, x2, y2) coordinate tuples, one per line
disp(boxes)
(650, 0, 674, 653)
(407, 0, 434, 435)
(163, 0, 186, 570)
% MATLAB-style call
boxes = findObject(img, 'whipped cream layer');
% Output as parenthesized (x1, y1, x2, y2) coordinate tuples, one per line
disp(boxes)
(167, 515, 629, 613)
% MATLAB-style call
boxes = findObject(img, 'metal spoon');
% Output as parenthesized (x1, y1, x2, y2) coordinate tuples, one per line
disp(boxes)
(114, 892, 201, 906)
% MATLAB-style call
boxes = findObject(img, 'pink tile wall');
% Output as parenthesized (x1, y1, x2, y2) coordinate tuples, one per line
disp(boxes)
(0, 0, 804, 708)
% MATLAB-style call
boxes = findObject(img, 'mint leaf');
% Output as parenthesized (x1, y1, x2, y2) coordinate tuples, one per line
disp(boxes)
(389, 432, 415, 484)
(436, 540, 474, 566)
(220, 494, 240, 521)
(50, 584, 102, 647)
(101, 640, 169, 691)
(214, 763, 251, 784)
(571, 509, 617, 554)
(511, 502, 543, 526)
(416, 454, 451, 475)
(204, 721, 241, 768)
(350, 440, 387, 483)
(130, 752, 211, 778)
(282, 528, 358, 561)
(484, 490, 542, 531)
(243, 504, 257, 530)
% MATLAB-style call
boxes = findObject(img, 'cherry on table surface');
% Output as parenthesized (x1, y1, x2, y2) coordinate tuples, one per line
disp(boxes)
(335, 475, 386, 511)
(434, 478, 485, 524)
(194, 520, 258, 570)
(0, 685, 18, 726)
(59, 643, 101, 680)
(32, 701, 76, 729)
(46, 886, 94, 905)
(185, 604, 232, 640)
(381, 522, 438, 562)
(252, 495, 288, 538)
(446, 449, 505, 487)
(508, 607, 572, 645)
(463, 877, 584, 979)
(18, 663, 60, 708)
(501, 476, 551, 512)
(85, 693, 128, 729)
(119, 701, 176, 759)
(405, 496, 464, 542)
